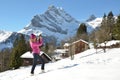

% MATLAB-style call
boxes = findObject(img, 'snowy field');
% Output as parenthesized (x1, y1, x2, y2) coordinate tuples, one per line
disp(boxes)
(0, 48, 120, 80)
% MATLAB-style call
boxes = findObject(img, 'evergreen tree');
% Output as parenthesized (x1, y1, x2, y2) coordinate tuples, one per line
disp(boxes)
(76, 23, 88, 41)
(26, 41, 32, 52)
(17, 34, 28, 54)
(113, 15, 120, 40)
(45, 42, 49, 53)
(98, 11, 115, 42)
(13, 37, 19, 47)
(107, 11, 115, 40)
(98, 13, 110, 42)
(77, 23, 87, 37)
(9, 48, 21, 69)
(9, 34, 28, 69)
(108, 11, 114, 19)
(101, 13, 107, 28)
(90, 11, 118, 45)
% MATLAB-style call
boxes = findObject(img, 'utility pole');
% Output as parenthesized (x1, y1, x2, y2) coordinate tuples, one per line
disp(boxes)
(69, 44, 74, 60)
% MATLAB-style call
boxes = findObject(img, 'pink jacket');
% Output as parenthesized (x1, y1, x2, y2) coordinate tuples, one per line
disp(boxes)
(30, 39, 43, 54)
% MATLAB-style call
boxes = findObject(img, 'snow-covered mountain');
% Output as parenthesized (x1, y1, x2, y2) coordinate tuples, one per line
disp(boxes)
(0, 6, 104, 51)
(0, 30, 29, 51)
(0, 30, 13, 43)
(0, 5, 81, 51)
(0, 17, 103, 51)
(0, 46, 120, 80)
(86, 17, 103, 33)
(19, 5, 80, 41)
(86, 16, 118, 33)
(86, 14, 97, 22)
(86, 18, 102, 29)
(0, 30, 13, 51)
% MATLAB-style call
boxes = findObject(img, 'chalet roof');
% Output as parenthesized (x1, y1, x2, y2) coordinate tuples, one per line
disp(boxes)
(72, 39, 88, 44)
(54, 49, 68, 54)
(20, 51, 33, 58)
(20, 51, 44, 58)
(63, 39, 88, 47)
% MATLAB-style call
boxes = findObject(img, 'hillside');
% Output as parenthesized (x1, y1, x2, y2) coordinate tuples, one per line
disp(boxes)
(0, 47, 120, 80)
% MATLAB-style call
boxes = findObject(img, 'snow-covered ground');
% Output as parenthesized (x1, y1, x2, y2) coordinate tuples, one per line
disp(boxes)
(0, 48, 120, 80)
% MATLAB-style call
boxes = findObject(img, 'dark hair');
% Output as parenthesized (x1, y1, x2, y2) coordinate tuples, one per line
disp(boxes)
(30, 33, 36, 39)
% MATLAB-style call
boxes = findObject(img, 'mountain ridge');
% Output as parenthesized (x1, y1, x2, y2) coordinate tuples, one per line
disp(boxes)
(0, 5, 102, 51)
(19, 5, 80, 40)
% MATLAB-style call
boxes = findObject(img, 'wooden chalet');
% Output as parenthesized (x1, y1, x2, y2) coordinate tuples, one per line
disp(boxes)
(64, 39, 89, 54)
(53, 49, 69, 60)
(20, 51, 51, 66)
(53, 39, 89, 60)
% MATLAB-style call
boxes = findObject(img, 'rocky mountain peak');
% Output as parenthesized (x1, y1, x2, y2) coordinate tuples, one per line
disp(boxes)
(20, 5, 80, 42)
(48, 5, 57, 11)
(86, 14, 96, 22)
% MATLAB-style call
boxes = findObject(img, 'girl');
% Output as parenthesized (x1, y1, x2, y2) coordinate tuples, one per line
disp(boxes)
(29, 33, 45, 75)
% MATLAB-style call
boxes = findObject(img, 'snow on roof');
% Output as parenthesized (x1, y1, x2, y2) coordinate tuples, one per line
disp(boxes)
(20, 51, 45, 58)
(98, 40, 120, 47)
(54, 49, 68, 54)
(20, 51, 33, 58)
(72, 39, 88, 45)
(63, 39, 88, 47)
(63, 43, 70, 47)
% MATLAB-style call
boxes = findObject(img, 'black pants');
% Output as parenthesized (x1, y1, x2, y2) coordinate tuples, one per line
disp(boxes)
(31, 53, 45, 74)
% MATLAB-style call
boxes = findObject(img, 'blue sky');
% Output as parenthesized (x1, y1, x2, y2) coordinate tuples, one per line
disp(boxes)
(0, 0, 120, 32)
